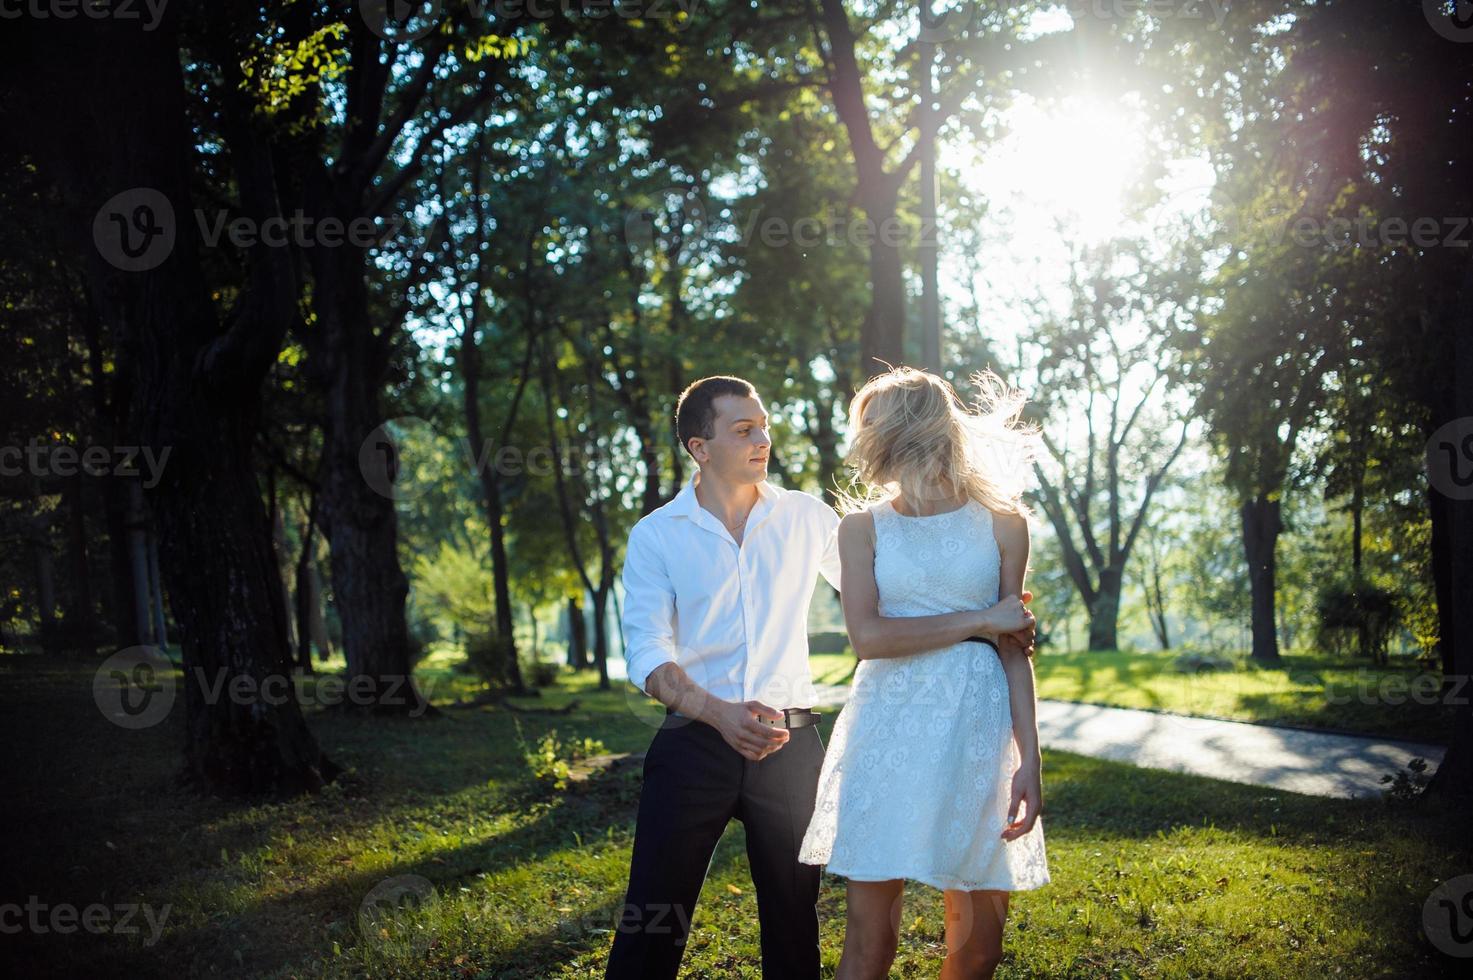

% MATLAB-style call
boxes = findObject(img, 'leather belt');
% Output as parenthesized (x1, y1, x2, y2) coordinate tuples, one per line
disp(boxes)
(665, 706, 822, 729)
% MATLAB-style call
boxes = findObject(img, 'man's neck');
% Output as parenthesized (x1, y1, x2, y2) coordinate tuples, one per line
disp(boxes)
(693, 468, 760, 528)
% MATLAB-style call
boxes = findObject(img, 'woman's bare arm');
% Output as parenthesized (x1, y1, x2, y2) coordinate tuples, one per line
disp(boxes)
(993, 510, 1044, 838)
(838, 511, 1028, 660)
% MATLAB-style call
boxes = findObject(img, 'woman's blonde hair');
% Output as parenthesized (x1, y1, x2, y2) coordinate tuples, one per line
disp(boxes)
(835, 365, 1037, 518)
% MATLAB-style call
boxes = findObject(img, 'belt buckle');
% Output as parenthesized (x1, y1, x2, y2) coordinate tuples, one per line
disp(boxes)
(764, 706, 819, 729)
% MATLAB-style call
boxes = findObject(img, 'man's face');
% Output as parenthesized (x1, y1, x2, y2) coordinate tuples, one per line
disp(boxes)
(693, 393, 771, 483)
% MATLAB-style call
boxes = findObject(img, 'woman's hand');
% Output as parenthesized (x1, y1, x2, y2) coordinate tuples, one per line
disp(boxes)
(979, 592, 1035, 640)
(1001, 754, 1043, 841)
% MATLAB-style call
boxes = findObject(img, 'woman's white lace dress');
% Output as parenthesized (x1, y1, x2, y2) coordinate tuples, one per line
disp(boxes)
(798, 497, 1051, 891)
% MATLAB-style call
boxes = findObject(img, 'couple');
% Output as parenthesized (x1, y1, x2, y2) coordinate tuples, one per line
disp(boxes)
(605, 368, 1050, 980)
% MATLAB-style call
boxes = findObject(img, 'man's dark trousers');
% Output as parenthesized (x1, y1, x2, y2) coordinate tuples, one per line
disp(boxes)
(604, 710, 825, 979)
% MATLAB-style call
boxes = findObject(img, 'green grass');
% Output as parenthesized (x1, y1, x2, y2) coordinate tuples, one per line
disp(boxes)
(0, 655, 1465, 978)
(810, 649, 1454, 744)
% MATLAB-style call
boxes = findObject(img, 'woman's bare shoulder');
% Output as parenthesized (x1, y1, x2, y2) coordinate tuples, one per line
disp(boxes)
(989, 508, 1030, 544)
(837, 509, 876, 547)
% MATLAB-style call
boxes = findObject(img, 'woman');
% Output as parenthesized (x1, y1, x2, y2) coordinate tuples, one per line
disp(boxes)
(799, 365, 1050, 979)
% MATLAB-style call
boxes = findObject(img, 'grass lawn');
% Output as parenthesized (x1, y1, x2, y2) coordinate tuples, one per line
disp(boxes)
(810, 649, 1455, 744)
(1, 653, 1465, 978)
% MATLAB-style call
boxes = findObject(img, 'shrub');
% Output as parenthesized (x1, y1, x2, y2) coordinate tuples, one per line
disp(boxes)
(516, 721, 608, 791)
(1172, 647, 1235, 673)
(526, 658, 560, 688)
(1315, 579, 1399, 664)
(463, 629, 516, 689)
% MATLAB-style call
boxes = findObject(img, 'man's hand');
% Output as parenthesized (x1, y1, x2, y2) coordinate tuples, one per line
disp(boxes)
(713, 700, 790, 761)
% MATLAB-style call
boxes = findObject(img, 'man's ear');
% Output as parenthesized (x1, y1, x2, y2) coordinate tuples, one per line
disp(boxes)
(686, 437, 707, 463)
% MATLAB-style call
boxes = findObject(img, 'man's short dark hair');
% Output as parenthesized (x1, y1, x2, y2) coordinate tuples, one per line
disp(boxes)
(675, 376, 758, 459)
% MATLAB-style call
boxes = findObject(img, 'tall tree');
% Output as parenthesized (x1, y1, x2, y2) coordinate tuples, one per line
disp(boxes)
(10, 9, 338, 792)
(1027, 243, 1190, 651)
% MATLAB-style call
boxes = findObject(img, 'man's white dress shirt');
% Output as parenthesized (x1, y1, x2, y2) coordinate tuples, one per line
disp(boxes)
(621, 469, 842, 708)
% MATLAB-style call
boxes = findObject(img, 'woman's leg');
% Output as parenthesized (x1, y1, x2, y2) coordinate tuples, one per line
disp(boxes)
(836, 878, 905, 980)
(940, 889, 1010, 980)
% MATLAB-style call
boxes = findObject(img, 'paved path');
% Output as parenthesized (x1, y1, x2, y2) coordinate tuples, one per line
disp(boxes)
(810, 684, 1445, 800)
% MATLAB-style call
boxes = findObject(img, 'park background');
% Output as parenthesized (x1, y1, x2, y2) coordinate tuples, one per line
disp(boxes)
(1, 1, 1471, 977)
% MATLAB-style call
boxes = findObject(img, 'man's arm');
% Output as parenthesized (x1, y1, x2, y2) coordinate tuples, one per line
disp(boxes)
(621, 523, 789, 761)
(620, 522, 679, 696)
(816, 497, 843, 594)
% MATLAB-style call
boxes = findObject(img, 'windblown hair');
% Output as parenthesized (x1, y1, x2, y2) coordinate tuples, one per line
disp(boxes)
(835, 365, 1037, 519)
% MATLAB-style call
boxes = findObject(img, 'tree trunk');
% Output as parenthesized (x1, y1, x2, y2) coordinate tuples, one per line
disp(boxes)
(591, 582, 611, 689)
(311, 265, 432, 714)
(1242, 493, 1283, 665)
(18, 11, 339, 794)
(294, 495, 320, 674)
(126, 481, 155, 647)
(861, 183, 907, 377)
(31, 523, 57, 649)
(1425, 258, 1473, 800)
(271, 491, 297, 655)
(1087, 566, 1122, 652)
(146, 516, 169, 651)
(64, 468, 97, 654)
(567, 595, 589, 670)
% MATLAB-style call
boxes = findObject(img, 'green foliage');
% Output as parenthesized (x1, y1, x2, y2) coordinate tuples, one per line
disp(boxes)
(524, 657, 560, 688)
(514, 720, 607, 792)
(1379, 756, 1431, 804)
(1314, 579, 1399, 664)
(463, 630, 516, 690)
(6, 659, 1467, 978)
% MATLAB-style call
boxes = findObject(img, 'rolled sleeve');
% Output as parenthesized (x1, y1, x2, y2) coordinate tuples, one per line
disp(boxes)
(816, 498, 842, 593)
(620, 522, 678, 695)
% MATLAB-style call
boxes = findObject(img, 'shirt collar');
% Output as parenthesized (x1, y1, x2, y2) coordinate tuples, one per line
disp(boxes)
(669, 468, 779, 537)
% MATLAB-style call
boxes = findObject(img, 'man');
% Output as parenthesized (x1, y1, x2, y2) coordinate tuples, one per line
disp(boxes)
(605, 375, 843, 980)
